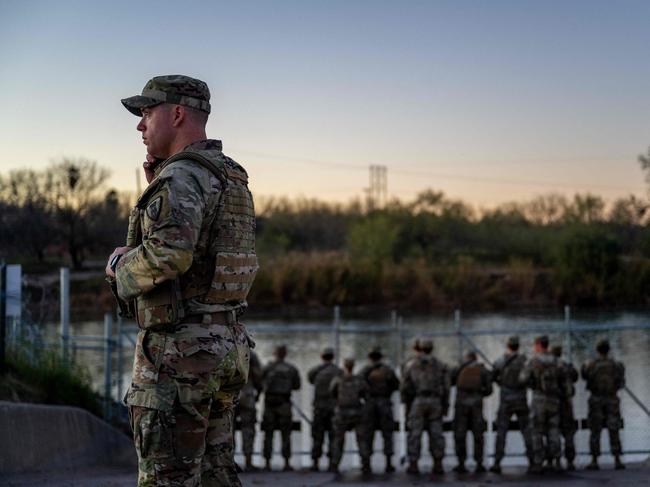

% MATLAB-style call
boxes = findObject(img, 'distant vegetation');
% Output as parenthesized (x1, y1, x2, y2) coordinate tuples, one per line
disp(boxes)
(2, 155, 650, 313)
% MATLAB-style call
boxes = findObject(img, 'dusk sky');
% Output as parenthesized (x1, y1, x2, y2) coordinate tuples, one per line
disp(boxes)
(1, 0, 649, 207)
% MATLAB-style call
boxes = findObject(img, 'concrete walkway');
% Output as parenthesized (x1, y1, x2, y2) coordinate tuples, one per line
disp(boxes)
(2, 464, 649, 487)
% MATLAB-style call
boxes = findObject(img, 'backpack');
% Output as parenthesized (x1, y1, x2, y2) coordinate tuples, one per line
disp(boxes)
(265, 363, 294, 395)
(338, 376, 364, 409)
(501, 354, 526, 389)
(535, 357, 560, 396)
(589, 359, 620, 396)
(314, 364, 341, 400)
(410, 357, 441, 395)
(457, 362, 483, 392)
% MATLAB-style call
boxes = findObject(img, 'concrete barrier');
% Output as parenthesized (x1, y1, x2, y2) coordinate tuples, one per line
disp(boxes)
(0, 401, 136, 474)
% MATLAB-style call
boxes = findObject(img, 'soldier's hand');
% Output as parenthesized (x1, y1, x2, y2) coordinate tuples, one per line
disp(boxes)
(143, 154, 158, 184)
(105, 246, 133, 278)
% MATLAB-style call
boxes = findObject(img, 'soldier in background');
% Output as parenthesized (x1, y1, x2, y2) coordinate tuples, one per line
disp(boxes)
(451, 351, 492, 474)
(359, 346, 400, 474)
(261, 345, 301, 471)
(236, 351, 263, 471)
(330, 358, 370, 473)
(401, 339, 450, 476)
(519, 335, 568, 474)
(400, 339, 422, 430)
(581, 339, 626, 470)
(490, 336, 532, 473)
(551, 345, 579, 471)
(307, 347, 343, 471)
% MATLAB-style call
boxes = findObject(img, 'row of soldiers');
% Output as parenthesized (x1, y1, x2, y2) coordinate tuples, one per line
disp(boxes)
(235, 336, 626, 475)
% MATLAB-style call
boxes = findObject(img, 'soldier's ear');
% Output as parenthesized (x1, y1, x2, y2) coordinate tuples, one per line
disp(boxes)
(171, 105, 185, 127)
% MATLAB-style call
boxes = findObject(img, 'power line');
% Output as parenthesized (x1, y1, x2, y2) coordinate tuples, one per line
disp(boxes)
(234, 149, 645, 193)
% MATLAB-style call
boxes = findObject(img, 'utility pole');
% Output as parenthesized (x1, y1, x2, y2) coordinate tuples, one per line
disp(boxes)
(365, 165, 388, 211)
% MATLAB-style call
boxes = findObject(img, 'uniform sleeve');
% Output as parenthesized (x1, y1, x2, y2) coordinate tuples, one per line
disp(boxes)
(292, 366, 301, 390)
(329, 377, 339, 398)
(519, 361, 532, 387)
(116, 165, 207, 301)
(491, 358, 502, 384)
(450, 366, 459, 386)
(617, 362, 626, 390)
(307, 365, 320, 384)
(580, 362, 590, 381)
(482, 367, 493, 397)
(388, 367, 400, 393)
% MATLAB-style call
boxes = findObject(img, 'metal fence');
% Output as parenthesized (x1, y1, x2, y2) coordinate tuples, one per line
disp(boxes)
(5, 267, 650, 467)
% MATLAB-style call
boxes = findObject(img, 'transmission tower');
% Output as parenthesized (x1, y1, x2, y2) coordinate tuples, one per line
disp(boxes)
(365, 165, 388, 210)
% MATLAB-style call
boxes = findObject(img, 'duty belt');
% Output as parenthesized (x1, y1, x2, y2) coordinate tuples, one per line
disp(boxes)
(180, 310, 238, 326)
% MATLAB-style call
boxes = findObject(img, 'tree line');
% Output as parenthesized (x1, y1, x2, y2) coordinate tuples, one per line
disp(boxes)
(2, 156, 650, 310)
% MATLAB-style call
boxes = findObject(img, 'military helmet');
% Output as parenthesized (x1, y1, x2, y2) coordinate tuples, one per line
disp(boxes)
(274, 344, 288, 356)
(419, 338, 433, 353)
(596, 339, 610, 355)
(507, 335, 519, 348)
(122, 74, 211, 116)
(368, 346, 383, 359)
(322, 347, 335, 360)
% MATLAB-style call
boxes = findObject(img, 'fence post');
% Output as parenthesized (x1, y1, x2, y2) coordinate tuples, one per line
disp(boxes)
(454, 309, 462, 363)
(116, 313, 123, 403)
(564, 305, 572, 362)
(60, 267, 70, 365)
(333, 306, 341, 366)
(104, 313, 113, 420)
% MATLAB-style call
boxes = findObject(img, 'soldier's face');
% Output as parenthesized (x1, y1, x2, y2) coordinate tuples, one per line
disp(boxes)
(137, 105, 174, 159)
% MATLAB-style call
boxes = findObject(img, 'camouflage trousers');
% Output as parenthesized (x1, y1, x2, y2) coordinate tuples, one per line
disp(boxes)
(453, 400, 485, 464)
(361, 397, 395, 457)
(236, 406, 257, 458)
(311, 406, 335, 461)
(331, 410, 369, 466)
(407, 396, 445, 462)
(558, 398, 577, 462)
(126, 322, 251, 487)
(262, 400, 292, 460)
(588, 395, 622, 456)
(493, 397, 532, 463)
(529, 395, 561, 467)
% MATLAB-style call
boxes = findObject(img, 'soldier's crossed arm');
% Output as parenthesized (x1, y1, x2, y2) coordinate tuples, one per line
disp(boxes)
(116, 163, 208, 300)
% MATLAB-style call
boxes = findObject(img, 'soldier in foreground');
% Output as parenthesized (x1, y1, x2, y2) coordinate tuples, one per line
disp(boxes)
(330, 358, 370, 473)
(261, 345, 301, 471)
(236, 351, 263, 471)
(359, 346, 400, 474)
(307, 347, 343, 471)
(400, 339, 422, 430)
(451, 351, 492, 473)
(107, 75, 257, 487)
(401, 339, 450, 476)
(519, 335, 567, 474)
(552, 345, 579, 471)
(490, 336, 532, 473)
(581, 339, 626, 470)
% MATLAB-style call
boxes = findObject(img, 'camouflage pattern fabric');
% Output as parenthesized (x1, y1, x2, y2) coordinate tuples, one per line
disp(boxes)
(126, 322, 250, 487)
(491, 352, 532, 463)
(582, 357, 625, 457)
(402, 355, 450, 463)
(261, 360, 301, 461)
(308, 362, 343, 461)
(557, 359, 578, 462)
(358, 362, 399, 459)
(519, 352, 567, 468)
(329, 374, 370, 467)
(236, 351, 262, 458)
(122, 74, 212, 116)
(451, 360, 492, 464)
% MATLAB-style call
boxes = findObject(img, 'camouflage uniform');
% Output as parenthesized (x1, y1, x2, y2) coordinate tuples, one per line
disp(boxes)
(401, 352, 450, 472)
(358, 357, 399, 470)
(116, 76, 257, 487)
(451, 358, 492, 470)
(519, 351, 568, 471)
(307, 358, 343, 466)
(329, 371, 370, 469)
(491, 351, 533, 468)
(556, 356, 578, 466)
(236, 351, 263, 466)
(261, 359, 301, 464)
(581, 355, 625, 461)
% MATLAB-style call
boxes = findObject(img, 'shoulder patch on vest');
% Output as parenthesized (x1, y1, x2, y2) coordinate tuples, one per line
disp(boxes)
(146, 196, 162, 221)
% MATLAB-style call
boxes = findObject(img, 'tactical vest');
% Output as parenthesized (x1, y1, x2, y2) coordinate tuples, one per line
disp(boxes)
(532, 356, 561, 397)
(314, 364, 341, 400)
(410, 357, 442, 396)
(132, 146, 258, 329)
(500, 354, 526, 390)
(588, 358, 621, 396)
(265, 362, 295, 396)
(337, 376, 364, 409)
(457, 362, 483, 392)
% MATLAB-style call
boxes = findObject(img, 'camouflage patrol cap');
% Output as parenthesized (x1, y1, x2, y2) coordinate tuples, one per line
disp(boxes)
(419, 338, 433, 352)
(121, 75, 211, 116)
(322, 347, 335, 358)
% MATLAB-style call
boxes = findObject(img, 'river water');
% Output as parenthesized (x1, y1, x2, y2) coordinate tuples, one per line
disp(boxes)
(52, 308, 650, 470)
